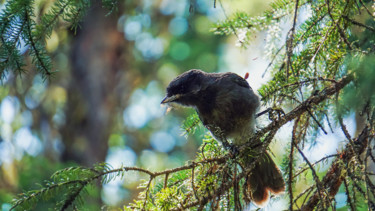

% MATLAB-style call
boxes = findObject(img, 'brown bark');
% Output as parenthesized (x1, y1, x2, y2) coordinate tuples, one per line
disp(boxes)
(61, 2, 129, 166)
(300, 126, 370, 211)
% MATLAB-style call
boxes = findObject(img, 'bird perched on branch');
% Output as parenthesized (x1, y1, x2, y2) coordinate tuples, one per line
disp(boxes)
(161, 69, 285, 207)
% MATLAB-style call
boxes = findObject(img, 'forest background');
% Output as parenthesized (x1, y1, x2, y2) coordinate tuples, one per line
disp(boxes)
(0, 0, 374, 210)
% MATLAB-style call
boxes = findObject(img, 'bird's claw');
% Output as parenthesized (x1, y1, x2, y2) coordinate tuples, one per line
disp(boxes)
(268, 107, 285, 121)
(228, 145, 240, 158)
(221, 141, 239, 157)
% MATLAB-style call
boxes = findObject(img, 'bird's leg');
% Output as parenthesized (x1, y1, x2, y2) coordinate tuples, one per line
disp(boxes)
(220, 137, 231, 150)
(256, 107, 285, 121)
(229, 144, 240, 157)
(269, 107, 285, 121)
(221, 138, 239, 157)
(218, 135, 239, 157)
(209, 124, 240, 156)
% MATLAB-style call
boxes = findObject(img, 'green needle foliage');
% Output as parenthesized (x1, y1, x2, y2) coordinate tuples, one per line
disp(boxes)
(5, 0, 375, 210)
(11, 163, 113, 210)
(181, 112, 203, 137)
(0, 0, 91, 79)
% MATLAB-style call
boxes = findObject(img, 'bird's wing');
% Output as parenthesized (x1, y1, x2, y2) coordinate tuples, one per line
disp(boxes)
(227, 73, 251, 89)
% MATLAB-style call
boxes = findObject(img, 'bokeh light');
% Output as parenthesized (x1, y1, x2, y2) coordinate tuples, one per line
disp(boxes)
(124, 17, 142, 41)
(157, 63, 179, 84)
(0, 96, 19, 124)
(0, 141, 13, 164)
(123, 81, 164, 129)
(169, 41, 190, 60)
(168, 17, 188, 36)
(1, 123, 12, 142)
(135, 33, 165, 60)
(25, 76, 47, 109)
(150, 131, 176, 153)
(106, 147, 137, 167)
(13, 127, 43, 158)
(123, 104, 148, 129)
(160, 0, 187, 16)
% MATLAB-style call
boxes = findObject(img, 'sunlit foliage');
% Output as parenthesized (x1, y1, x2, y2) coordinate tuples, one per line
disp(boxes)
(1, 0, 375, 210)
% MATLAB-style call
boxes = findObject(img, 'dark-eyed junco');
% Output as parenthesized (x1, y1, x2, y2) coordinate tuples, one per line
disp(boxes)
(161, 69, 285, 207)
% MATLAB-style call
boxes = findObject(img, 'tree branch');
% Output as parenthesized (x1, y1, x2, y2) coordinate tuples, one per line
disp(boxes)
(301, 125, 370, 211)
(251, 73, 353, 143)
(10, 73, 355, 210)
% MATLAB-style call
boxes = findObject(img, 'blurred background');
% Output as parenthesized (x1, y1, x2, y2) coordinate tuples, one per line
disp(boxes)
(0, 0, 358, 210)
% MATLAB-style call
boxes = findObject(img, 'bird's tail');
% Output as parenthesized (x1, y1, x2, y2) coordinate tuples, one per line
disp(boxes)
(244, 152, 285, 207)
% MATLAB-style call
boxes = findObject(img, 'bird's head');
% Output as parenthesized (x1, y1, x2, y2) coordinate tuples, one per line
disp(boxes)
(161, 69, 206, 107)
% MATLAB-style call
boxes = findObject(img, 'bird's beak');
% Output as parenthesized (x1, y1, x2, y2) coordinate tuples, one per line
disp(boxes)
(161, 95, 178, 104)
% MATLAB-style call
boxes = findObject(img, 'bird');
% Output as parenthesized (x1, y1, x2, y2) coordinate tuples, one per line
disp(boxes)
(161, 69, 285, 207)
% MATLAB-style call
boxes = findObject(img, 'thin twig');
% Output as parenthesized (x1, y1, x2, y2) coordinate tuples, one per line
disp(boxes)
(191, 166, 200, 204)
(0, 18, 25, 72)
(358, 0, 375, 18)
(142, 176, 154, 210)
(293, 184, 314, 207)
(218, 0, 242, 45)
(342, 15, 375, 32)
(285, 0, 299, 79)
(301, 126, 370, 210)
(335, 92, 361, 163)
(263, 77, 338, 100)
(307, 24, 333, 69)
(251, 74, 353, 142)
(262, 45, 284, 78)
(306, 108, 328, 135)
(60, 181, 87, 211)
(289, 117, 299, 211)
(365, 145, 375, 209)
(25, 9, 51, 76)
(164, 173, 169, 189)
(293, 154, 338, 179)
(347, 170, 367, 197)
(343, 178, 355, 211)
(323, 112, 335, 133)
(293, 142, 328, 210)
(325, 0, 353, 50)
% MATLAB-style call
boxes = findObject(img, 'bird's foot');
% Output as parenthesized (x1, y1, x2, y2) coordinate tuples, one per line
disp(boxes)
(228, 145, 240, 158)
(220, 138, 240, 158)
(257, 107, 285, 121)
(269, 107, 285, 120)
(221, 141, 239, 157)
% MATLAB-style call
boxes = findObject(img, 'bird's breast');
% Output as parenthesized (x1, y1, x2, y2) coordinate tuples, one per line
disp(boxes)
(196, 86, 258, 143)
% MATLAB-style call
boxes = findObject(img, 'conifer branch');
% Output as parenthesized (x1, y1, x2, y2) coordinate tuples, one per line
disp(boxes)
(342, 15, 375, 32)
(0, 0, 91, 77)
(293, 154, 338, 179)
(301, 125, 370, 211)
(10, 72, 355, 210)
(358, 0, 375, 18)
(325, 0, 353, 50)
(5, 0, 374, 209)
(253, 74, 353, 141)
(288, 118, 298, 211)
(343, 178, 355, 211)
(0, 20, 25, 73)
(24, 7, 52, 77)
(38, 0, 73, 40)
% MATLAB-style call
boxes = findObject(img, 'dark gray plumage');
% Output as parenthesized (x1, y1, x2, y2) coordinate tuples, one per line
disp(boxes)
(161, 69, 285, 207)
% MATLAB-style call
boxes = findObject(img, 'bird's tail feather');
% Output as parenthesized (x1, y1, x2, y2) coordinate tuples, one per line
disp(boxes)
(245, 152, 285, 207)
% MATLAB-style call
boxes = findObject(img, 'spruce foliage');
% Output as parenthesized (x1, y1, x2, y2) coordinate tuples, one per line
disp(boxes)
(4, 0, 375, 210)
(0, 0, 92, 79)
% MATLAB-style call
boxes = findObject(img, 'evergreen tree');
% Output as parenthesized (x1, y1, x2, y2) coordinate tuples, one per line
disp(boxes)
(2, 0, 374, 210)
